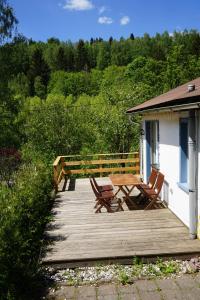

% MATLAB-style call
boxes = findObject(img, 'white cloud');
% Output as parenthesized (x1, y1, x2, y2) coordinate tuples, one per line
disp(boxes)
(120, 16, 130, 26)
(99, 6, 106, 14)
(63, 0, 94, 11)
(98, 16, 113, 25)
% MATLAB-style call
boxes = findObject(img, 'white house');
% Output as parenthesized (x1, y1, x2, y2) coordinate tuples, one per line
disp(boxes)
(127, 78, 200, 239)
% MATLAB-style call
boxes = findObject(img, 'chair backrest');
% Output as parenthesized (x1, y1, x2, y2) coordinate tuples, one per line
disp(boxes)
(154, 172, 164, 195)
(91, 176, 100, 191)
(89, 178, 100, 197)
(148, 168, 158, 188)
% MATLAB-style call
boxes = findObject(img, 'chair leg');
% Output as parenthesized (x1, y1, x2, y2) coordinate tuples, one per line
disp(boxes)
(94, 201, 99, 209)
(118, 202, 124, 211)
(95, 205, 102, 213)
(144, 197, 157, 210)
(116, 199, 124, 211)
(95, 199, 111, 213)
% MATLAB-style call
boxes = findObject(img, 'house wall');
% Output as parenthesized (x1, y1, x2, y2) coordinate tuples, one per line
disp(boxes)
(197, 111, 200, 236)
(142, 111, 190, 227)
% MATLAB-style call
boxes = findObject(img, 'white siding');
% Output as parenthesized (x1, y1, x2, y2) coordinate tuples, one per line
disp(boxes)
(197, 111, 200, 237)
(142, 112, 190, 227)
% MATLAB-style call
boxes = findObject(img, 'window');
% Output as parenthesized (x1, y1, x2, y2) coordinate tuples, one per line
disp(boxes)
(151, 121, 159, 169)
(145, 120, 159, 179)
(179, 118, 188, 186)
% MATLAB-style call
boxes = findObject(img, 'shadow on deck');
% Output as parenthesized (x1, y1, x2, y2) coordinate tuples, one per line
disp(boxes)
(43, 178, 200, 268)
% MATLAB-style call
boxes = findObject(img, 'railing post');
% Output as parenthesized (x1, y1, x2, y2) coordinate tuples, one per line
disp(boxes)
(60, 156, 65, 182)
(99, 154, 103, 177)
(53, 165, 58, 193)
(121, 153, 125, 174)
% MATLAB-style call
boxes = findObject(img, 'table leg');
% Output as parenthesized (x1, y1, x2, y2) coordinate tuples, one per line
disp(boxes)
(120, 186, 138, 208)
(114, 187, 121, 197)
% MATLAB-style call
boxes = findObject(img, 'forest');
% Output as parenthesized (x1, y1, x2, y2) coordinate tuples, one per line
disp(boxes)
(1, 0, 200, 298)
(2, 29, 200, 157)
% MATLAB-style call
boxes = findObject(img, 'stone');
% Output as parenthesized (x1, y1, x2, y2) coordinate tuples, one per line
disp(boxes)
(161, 289, 186, 300)
(175, 274, 197, 289)
(97, 284, 118, 297)
(134, 279, 157, 292)
(155, 278, 179, 290)
(117, 284, 136, 295)
(138, 291, 163, 300)
(77, 285, 97, 299)
(47, 286, 76, 300)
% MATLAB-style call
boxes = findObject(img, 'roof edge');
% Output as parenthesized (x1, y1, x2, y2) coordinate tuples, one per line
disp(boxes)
(127, 101, 200, 115)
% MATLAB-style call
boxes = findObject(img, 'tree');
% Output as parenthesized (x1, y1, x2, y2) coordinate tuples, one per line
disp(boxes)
(130, 33, 135, 40)
(47, 37, 60, 45)
(111, 40, 132, 66)
(0, 1, 20, 148)
(0, 0, 18, 43)
(28, 46, 50, 96)
(109, 36, 113, 45)
(55, 46, 67, 71)
(75, 39, 88, 71)
(97, 42, 111, 70)
(34, 76, 46, 99)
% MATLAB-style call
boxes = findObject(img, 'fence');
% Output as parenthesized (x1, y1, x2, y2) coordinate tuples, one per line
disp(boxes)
(53, 152, 140, 192)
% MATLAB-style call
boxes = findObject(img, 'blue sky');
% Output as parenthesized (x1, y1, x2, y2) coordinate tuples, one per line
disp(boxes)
(10, 0, 200, 42)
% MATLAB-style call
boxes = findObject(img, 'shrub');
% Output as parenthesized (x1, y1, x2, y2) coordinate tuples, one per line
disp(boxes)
(0, 148, 21, 187)
(0, 161, 53, 299)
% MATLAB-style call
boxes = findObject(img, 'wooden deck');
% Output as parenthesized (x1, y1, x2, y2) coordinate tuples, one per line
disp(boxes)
(44, 178, 200, 267)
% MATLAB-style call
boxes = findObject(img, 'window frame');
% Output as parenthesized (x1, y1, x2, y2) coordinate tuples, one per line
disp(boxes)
(179, 118, 189, 192)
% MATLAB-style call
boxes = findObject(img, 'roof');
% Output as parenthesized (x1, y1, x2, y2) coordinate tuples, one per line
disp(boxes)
(127, 77, 200, 114)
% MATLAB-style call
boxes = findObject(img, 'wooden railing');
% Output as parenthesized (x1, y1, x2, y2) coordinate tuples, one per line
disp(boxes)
(53, 152, 140, 192)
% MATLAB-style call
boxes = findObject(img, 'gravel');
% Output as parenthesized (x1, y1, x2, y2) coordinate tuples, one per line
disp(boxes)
(46, 257, 200, 286)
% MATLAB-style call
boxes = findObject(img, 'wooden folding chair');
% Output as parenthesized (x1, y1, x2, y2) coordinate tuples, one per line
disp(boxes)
(91, 175, 113, 193)
(89, 178, 123, 213)
(137, 168, 158, 193)
(143, 172, 164, 210)
(134, 168, 158, 205)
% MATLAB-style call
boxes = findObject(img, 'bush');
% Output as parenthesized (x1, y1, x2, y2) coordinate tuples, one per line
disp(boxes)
(0, 161, 53, 299)
(0, 148, 21, 187)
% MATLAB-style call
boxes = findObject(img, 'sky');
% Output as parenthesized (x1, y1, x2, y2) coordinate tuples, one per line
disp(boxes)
(9, 0, 200, 42)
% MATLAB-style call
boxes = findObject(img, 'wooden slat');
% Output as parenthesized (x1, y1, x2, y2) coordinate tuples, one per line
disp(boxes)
(44, 177, 200, 266)
(60, 152, 139, 158)
(53, 156, 62, 167)
(63, 166, 140, 175)
(57, 169, 64, 184)
(64, 158, 139, 167)
(53, 152, 140, 192)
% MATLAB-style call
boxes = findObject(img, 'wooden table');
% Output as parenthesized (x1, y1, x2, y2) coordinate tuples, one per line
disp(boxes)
(109, 174, 142, 208)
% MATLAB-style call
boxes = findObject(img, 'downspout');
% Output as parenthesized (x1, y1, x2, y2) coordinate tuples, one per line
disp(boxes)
(188, 110, 198, 239)
(140, 123, 144, 180)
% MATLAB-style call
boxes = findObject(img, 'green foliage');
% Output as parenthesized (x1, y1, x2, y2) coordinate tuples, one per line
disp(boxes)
(2, 28, 200, 298)
(75, 39, 88, 71)
(118, 268, 131, 285)
(0, 0, 18, 44)
(111, 39, 133, 66)
(48, 70, 102, 97)
(34, 76, 46, 99)
(156, 258, 181, 275)
(0, 160, 53, 299)
(164, 45, 200, 90)
(27, 46, 50, 96)
(126, 56, 166, 95)
(97, 41, 111, 70)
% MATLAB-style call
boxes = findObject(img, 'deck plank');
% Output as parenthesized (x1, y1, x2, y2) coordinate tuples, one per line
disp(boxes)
(44, 177, 200, 265)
